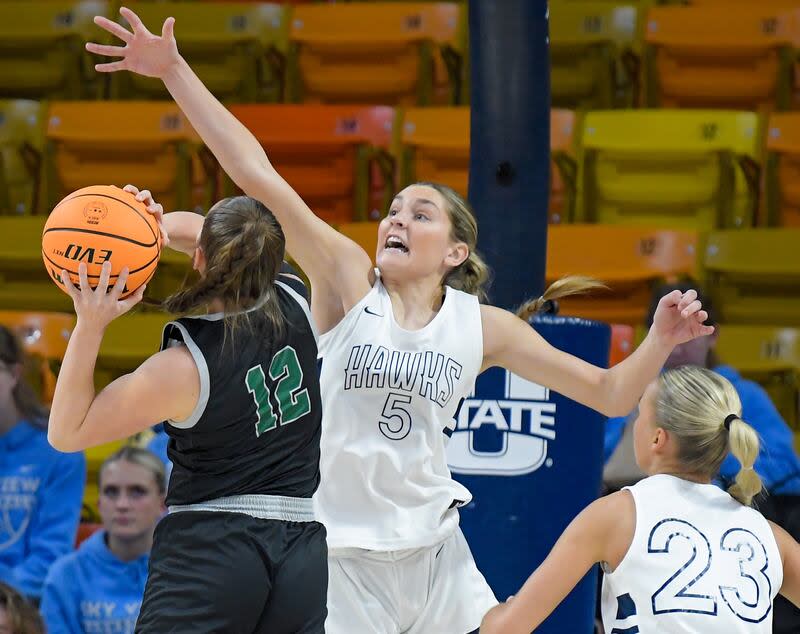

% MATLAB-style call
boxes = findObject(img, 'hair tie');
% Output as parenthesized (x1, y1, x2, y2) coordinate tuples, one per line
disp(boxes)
(724, 414, 738, 431)
(539, 298, 559, 315)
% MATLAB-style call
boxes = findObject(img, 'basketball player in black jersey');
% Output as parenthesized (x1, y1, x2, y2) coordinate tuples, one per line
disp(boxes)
(47, 193, 327, 633)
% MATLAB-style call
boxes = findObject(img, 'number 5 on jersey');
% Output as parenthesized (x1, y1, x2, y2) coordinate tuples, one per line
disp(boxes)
(245, 346, 311, 437)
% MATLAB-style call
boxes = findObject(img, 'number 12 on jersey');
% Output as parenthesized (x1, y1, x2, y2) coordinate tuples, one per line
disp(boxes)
(245, 345, 311, 437)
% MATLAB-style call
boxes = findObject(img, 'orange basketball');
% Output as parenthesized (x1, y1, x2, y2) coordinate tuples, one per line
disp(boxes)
(42, 185, 162, 299)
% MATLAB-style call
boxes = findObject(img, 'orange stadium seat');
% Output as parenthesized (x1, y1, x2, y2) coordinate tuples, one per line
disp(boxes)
(399, 107, 578, 223)
(0, 100, 46, 216)
(704, 228, 800, 327)
(609, 323, 635, 367)
(644, 5, 795, 111)
(44, 101, 200, 214)
(287, 2, 461, 105)
(227, 104, 396, 224)
(110, 2, 289, 103)
(0, 310, 74, 402)
(546, 224, 699, 325)
(337, 221, 380, 263)
(765, 113, 800, 227)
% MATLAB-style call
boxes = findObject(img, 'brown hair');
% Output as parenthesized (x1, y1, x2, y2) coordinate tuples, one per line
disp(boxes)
(0, 582, 44, 634)
(657, 366, 763, 506)
(163, 197, 286, 339)
(0, 326, 48, 427)
(99, 446, 167, 494)
(415, 182, 602, 311)
(414, 182, 491, 301)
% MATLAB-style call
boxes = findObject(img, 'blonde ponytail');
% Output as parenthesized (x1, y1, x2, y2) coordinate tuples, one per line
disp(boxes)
(727, 416, 763, 506)
(515, 276, 606, 321)
(656, 366, 764, 507)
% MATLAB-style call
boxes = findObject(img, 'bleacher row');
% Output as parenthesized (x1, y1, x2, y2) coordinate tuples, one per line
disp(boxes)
(10, 0, 800, 111)
(0, 0, 798, 523)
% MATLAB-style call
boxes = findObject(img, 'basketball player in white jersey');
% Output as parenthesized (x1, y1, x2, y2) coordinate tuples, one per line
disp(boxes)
(87, 9, 715, 632)
(481, 365, 800, 634)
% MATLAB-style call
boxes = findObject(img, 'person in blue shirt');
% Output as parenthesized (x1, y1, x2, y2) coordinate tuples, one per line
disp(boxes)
(0, 326, 86, 602)
(40, 447, 166, 634)
(603, 280, 800, 633)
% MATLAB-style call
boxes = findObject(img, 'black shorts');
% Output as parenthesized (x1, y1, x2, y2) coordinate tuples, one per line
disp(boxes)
(135, 511, 328, 633)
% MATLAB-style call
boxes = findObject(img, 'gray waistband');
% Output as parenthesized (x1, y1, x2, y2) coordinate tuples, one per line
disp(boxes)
(168, 494, 315, 523)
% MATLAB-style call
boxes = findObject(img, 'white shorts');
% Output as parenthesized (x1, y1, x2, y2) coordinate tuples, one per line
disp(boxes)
(325, 528, 498, 634)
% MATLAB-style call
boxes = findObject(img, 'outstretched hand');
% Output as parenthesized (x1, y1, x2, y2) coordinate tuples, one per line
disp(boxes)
(86, 7, 179, 78)
(62, 262, 145, 332)
(650, 289, 715, 347)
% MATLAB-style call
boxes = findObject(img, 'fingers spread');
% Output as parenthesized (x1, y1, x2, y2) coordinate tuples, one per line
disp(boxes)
(85, 42, 127, 57)
(111, 267, 130, 300)
(95, 61, 129, 73)
(93, 16, 133, 43)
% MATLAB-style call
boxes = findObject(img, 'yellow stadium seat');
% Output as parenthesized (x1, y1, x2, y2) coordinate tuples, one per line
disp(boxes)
(550, 2, 640, 109)
(337, 221, 380, 263)
(95, 312, 171, 388)
(110, 2, 289, 103)
(644, 5, 795, 111)
(0, 310, 74, 403)
(0, 215, 74, 311)
(765, 112, 800, 227)
(44, 101, 200, 214)
(287, 2, 461, 105)
(0, 1, 108, 100)
(705, 228, 800, 327)
(579, 109, 761, 230)
(227, 104, 395, 224)
(399, 107, 578, 223)
(715, 325, 800, 429)
(546, 224, 699, 325)
(0, 100, 46, 216)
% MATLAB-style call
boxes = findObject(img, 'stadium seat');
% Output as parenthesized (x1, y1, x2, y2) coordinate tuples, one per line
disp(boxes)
(643, 5, 795, 111)
(0, 310, 74, 402)
(715, 325, 800, 429)
(110, 2, 289, 103)
(0, 215, 74, 312)
(550, 2, 640, 109)
(765, 113, 800, 227)
(704, 228, 800, 327)
(226, 104, 395, 224)
(609, 323, 635, 367)
(95, 312, 171, 389)
(546, 224, 699, 325)
(337, 221, 380, 263)
(44, 101, 200, 214)
(579, 109, 761, 230)
(287, 2, 461, 105)
(75, 522, 102, 547)
(0, 100, 46, 216)
(399, 107, 578, 223)
(0, 1, 109, 100)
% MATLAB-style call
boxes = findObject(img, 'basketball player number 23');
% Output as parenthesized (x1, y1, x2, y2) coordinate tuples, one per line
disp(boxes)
(648, 519, 773, 623)
(245, 346, 311, 438)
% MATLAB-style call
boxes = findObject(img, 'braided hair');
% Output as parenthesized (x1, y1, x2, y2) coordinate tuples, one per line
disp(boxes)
(163, 197, 286, 339)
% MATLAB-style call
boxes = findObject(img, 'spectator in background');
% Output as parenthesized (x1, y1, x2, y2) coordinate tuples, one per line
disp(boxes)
(144, 425, 171, 480)
(40, 447, 165, 634)
(0, 582, 44, 634)
(603, 280, 800, 633)
(0, 326, 85, 602)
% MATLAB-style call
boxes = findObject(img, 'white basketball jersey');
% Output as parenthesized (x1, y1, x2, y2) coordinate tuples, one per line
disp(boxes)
(314, 272, 482, 551)
(602, 474, 782, 634)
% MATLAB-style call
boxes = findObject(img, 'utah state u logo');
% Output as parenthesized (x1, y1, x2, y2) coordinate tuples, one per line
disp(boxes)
(447, 367, 557, 476)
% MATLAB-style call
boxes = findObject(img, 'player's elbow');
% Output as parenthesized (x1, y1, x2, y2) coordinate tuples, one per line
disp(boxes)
(47, 425, 84, 454)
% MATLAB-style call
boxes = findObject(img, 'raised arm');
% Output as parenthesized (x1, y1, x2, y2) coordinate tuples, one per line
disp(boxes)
(481, 289, 714, 417)
(480, 491, 634, 633)
(88, 8, 373, 329)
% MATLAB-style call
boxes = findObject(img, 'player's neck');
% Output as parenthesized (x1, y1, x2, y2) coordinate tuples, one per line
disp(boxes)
(383, 277, 445, 331)
(107, 531, 153, 563)
(651, 460, 712, 485)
